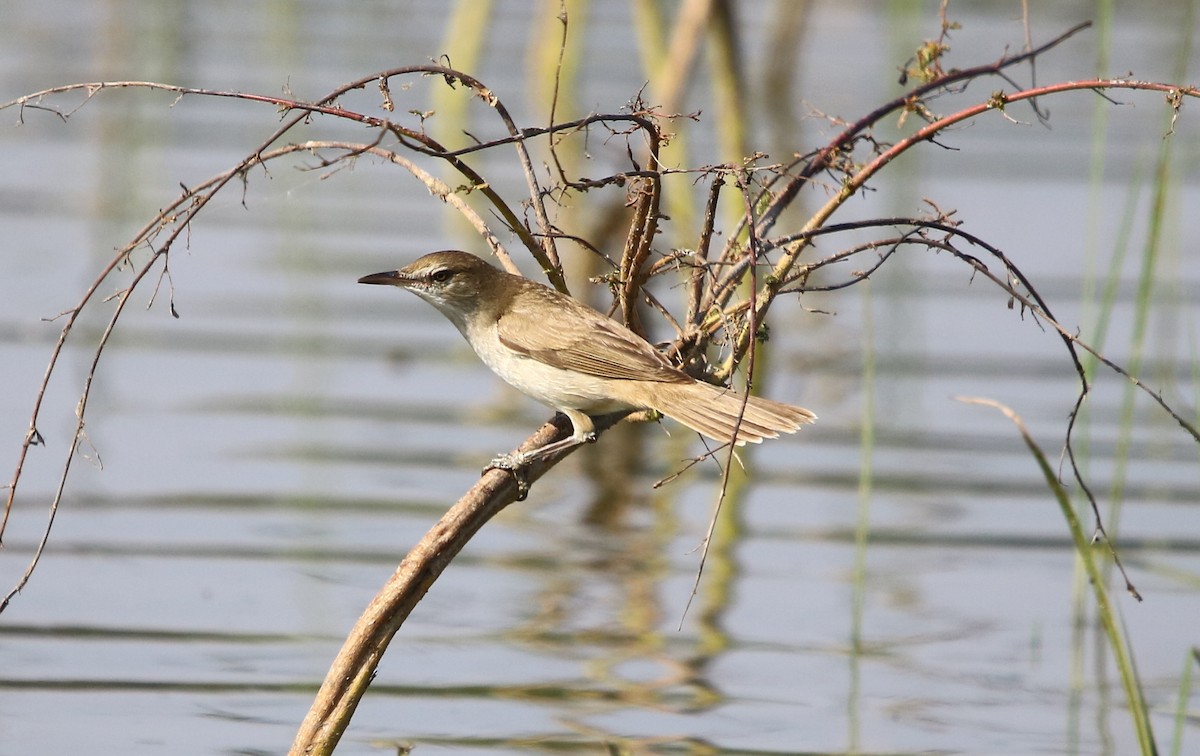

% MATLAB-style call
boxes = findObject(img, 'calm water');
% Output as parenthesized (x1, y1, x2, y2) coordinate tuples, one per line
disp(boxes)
(1, 2, 1198, 755)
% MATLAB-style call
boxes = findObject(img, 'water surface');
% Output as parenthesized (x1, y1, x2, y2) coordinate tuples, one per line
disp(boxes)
(1, 3, 1198, 755)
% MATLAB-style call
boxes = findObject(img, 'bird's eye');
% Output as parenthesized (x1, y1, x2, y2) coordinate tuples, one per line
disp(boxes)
(430, 268, 454, 283)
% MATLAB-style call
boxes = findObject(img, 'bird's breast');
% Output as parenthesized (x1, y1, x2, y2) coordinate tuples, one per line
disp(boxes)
(467, 322, 640, 414)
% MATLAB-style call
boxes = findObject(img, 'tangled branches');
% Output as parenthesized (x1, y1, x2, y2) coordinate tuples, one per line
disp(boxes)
(1, 19, 1197, 755)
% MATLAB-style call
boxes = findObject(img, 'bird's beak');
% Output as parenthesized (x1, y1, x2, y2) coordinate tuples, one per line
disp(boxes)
(358, 271, 403, 286)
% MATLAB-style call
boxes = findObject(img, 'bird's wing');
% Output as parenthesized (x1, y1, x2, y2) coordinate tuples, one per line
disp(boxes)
(496, 286, 690, 384)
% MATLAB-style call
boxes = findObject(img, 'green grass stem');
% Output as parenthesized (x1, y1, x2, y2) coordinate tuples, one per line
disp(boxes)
(960, 397, 1158, 755)
(1169, 647, 1199, 756)
(847, 279, 877, 754)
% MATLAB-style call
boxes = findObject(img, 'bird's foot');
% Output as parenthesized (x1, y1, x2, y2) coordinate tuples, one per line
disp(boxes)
(484, 452, 531, 501)
(482, 429, 594, 501)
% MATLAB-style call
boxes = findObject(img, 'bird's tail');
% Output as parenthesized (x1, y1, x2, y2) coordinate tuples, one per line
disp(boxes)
(647, 380, 816, 446)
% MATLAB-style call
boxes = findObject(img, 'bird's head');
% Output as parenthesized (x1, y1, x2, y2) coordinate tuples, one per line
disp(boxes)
(359, 250, 508, 329)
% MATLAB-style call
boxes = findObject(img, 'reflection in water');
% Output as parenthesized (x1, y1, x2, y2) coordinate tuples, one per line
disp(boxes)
(1, 2, 1199, 756)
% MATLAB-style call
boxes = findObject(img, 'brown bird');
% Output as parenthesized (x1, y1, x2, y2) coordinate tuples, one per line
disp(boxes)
(359, 250, 815, 467)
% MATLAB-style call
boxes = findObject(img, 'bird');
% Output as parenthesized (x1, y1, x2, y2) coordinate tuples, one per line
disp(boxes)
(359, 250, 815, 476)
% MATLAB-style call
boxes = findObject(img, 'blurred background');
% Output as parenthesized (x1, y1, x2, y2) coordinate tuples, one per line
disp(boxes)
(1, 2, 1198, 754)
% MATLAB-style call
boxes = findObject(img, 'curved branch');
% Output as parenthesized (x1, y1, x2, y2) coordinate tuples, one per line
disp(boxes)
(724, 78, 1200, 374)
(754, 21, 1096, 237)
(288, 411, 627, 756)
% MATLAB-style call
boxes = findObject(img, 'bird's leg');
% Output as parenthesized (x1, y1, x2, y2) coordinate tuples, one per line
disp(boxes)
(483, 410, 596, 500)
(517, 409, 597, 460)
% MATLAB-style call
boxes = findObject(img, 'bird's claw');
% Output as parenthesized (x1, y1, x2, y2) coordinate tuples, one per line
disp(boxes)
(484, 453, 530, 501)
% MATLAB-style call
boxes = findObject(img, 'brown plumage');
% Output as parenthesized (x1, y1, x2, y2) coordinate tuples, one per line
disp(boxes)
(359, 250, 815, 460)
